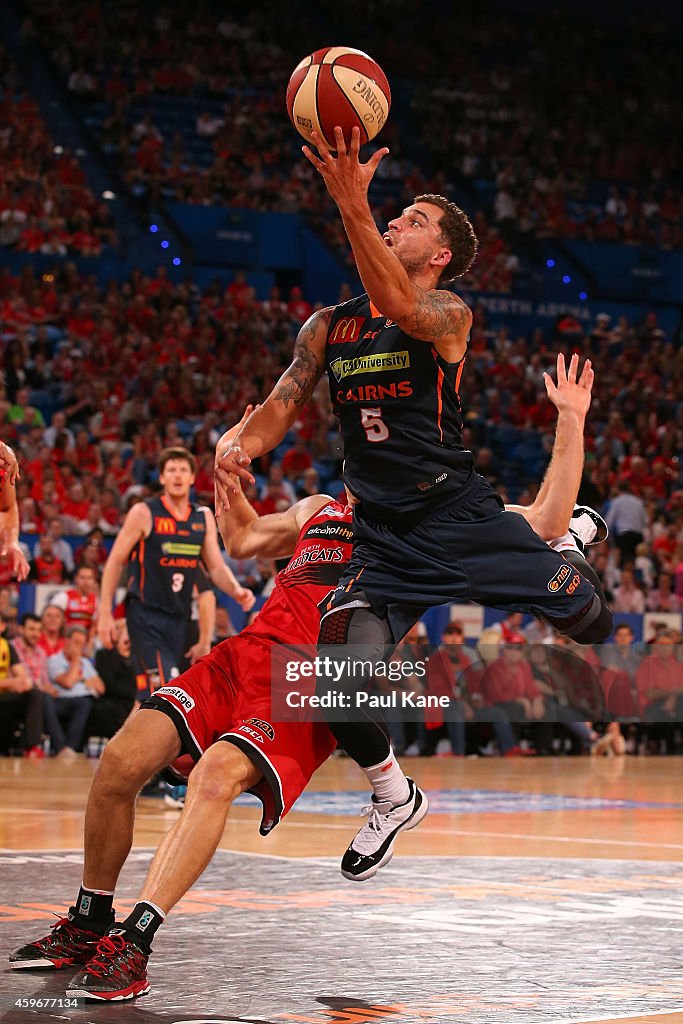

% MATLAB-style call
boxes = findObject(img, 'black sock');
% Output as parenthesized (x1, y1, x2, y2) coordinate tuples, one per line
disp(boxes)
(118, 900, 166, 952)
(71, 885, 114, 932)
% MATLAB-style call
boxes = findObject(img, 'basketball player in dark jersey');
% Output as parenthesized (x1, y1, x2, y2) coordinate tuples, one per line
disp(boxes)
(9, 373, 604, 998)
(215, 128, 612, 878)
(98, 446, 254, 699)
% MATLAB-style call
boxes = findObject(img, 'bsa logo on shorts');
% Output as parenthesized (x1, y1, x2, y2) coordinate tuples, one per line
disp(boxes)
(156, 686, 195, 712)
(243, 717, 275, 741)
(547, 563, 572, 593)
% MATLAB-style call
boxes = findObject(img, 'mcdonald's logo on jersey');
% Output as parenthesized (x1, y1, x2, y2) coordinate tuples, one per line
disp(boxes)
(329, 316, 364, 344)
(154, 517, 177, 535)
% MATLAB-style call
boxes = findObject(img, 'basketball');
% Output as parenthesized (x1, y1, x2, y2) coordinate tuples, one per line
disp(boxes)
(286, 46, 391, 149)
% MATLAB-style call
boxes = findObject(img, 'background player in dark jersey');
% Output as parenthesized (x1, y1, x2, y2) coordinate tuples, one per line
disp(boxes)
(98, 446, 254, 700)
(9, 374, 602, 998)
(215, 129, 612, 877)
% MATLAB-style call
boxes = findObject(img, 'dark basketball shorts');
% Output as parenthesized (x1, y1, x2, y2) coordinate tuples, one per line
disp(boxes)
(126, 599, 187, 699)
(326, 473, 598, 642)
(140, 633, 336, 834)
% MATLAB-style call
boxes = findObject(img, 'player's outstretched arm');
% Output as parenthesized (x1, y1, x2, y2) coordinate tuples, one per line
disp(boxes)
(507, 353, 593, 540)
(218, 482, 330, 561)
(303, 126, 471, 361)
(214, 309, 331, 509)
(97, 502, 150, 648)
(199, 511, 255, 612)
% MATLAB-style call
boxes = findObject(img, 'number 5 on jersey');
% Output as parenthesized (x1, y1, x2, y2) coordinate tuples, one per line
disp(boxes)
(360, 407, 389, 443)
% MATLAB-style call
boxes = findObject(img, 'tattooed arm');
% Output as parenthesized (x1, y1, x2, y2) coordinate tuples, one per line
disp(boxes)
(214, 307, 331, 508)
(302, 127, 471, 362)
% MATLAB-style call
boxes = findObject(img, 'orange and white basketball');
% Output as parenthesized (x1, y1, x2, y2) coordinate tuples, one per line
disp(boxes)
(286, 46, 391, 149)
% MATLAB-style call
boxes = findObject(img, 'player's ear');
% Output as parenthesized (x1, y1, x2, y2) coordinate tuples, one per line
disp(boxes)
(433, 247, 452, 269)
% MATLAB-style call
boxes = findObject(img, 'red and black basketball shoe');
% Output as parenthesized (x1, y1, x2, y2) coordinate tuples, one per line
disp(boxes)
(67, 930, 150, 1001)
(9, 911, 112, 970)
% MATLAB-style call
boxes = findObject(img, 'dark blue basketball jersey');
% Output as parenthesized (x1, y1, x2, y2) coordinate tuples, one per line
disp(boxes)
(324, 294, 474, 522)
(127, 496, 207, 617)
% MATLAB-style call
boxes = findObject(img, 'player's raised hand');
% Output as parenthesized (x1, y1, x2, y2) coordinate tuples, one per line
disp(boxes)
(214, 404, 258, 512)
(302, 126, 389, 208)
(543, 352, 594, 419)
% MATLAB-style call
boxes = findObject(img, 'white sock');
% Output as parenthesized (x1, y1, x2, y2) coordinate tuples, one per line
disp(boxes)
(548, 531, 580, 554)
(362, 750, 410, 806)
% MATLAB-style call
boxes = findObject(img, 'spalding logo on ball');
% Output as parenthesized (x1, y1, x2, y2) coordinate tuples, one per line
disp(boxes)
(286, 46, 391, 149)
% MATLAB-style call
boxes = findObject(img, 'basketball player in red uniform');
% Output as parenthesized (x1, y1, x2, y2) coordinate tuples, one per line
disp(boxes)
(97, 446, 254, 699)
(9, 366, 603, 999)
(0, 440, 29, 581)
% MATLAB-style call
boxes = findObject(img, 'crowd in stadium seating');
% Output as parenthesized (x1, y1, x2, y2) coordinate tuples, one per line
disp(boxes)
(0, 46, 116, 258)
(0, 263, 680, 609)
(0, 2, 681, 759)
(0, 260, 681, 756)
(17, 0, 681, 262)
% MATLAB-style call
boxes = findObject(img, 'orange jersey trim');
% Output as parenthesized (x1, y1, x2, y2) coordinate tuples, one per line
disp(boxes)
(161, 494, 191, 522)
(139, 537, 145, 597)
(455, 357, 466, 396)
(436, 366, 444, 442)
(369, 301, 384, 320)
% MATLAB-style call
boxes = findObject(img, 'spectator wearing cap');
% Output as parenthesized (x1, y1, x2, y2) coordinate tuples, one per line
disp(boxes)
(0, 610, 44, 756)
(44, 625, 104, 758)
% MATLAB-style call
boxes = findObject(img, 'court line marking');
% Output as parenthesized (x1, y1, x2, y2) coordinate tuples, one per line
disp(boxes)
(273, 818, 683, 851)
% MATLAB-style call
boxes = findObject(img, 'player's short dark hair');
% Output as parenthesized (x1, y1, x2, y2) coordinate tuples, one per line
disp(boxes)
(21, 612, 41, 626)
(414, 194, 478, 284)
(158, 446, 196, 474)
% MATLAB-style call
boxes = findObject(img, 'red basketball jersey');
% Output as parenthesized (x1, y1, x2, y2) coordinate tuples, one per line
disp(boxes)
(243, 501, 353, 645)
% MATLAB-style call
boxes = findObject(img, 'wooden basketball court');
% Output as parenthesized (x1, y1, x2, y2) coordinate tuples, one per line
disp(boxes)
(2, 754, 682, 1024)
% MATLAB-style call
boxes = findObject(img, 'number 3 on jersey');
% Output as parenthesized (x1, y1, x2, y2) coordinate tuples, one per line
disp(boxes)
(171, 573, 185, 593)
(360, 407, 389, 443)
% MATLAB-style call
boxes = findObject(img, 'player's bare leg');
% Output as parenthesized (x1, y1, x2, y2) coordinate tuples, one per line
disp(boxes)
(83, 710, 182, 891)
(139, 741, 261, 912)
(9, 710, 180, 974)
(66, 742, 261, 1001)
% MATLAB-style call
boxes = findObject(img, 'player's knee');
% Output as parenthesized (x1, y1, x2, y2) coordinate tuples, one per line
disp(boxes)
(572, 601, 613, 645)
(94, 736, 151, 797)
(187, 742, 254, 805)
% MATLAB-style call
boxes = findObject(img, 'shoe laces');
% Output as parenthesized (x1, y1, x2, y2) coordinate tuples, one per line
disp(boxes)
(48, 915, 92, 941)
(87, 933, 127, 976)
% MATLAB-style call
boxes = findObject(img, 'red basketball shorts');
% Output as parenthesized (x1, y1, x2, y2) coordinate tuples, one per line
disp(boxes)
(141, 634, 336, 834)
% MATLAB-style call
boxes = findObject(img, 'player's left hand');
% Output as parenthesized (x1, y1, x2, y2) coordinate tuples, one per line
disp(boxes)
(234, 586, 256, 613)
(185, 638, 212, 665)
(543, 353, 593, 418)
(0, 536, 29, 581)
(302, 126, 389, 209)
(0, 441, 20, 486)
